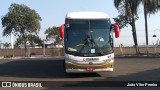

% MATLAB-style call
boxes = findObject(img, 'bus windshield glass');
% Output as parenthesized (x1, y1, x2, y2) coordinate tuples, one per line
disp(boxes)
(65, 19, 113, 56)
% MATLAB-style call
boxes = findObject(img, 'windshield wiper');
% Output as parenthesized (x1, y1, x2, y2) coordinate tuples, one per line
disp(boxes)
(76, 35, 104, 56)
(90, 38, 104, 55)
(75, 36, 90, 56)
(90, 31, 104, 55)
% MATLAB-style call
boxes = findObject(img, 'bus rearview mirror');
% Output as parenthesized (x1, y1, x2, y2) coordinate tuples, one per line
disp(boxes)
(59, 24, 65, 39)
(112, 24, 120, 38)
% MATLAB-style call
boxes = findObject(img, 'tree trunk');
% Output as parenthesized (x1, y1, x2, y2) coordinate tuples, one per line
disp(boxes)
(24, 42, 27, 57)
(131, 12, 139, 55)
(144, 2, 149, 55)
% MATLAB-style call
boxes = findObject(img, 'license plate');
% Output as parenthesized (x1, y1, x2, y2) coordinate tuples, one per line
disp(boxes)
(86, 68, 94, 71)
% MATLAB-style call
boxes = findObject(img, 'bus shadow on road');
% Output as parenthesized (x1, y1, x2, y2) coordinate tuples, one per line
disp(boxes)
(0, 59, 101, 78)
(51, 68, 160, 87)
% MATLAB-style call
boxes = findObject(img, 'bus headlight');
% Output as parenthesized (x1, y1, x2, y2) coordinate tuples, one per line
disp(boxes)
(66, 58, 78, 63)
(103, 58, 114, 63)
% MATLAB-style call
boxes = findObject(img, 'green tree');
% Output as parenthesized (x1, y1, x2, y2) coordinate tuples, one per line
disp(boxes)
(15, 35, 43, 48)
(45, 26, 63, 47)
(1, 3, 42, 56)
(141, 0, 160, 55)
(3, 42, 11, 49)
(114, 0, 141, 54)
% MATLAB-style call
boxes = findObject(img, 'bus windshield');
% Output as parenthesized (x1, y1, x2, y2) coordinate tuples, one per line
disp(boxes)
(65, 19, 113, 56)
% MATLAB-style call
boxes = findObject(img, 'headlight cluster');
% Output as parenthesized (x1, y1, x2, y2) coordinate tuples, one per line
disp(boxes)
(103, 58, 114, 63)
(66, 58, 78, 63)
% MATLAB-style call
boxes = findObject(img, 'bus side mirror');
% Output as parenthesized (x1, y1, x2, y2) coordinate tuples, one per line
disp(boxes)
(112, 24, 120, 38)
(59, 24, 65, 39)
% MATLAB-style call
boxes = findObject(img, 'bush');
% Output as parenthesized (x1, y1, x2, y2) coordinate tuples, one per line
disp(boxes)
(4, 55, 13, 58)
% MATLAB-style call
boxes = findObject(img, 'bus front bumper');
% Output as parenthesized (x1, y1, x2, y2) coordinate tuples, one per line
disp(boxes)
(65, 62, 114, 73)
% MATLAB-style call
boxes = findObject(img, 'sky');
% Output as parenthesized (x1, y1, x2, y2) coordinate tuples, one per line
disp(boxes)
(0, 0, 160, 47)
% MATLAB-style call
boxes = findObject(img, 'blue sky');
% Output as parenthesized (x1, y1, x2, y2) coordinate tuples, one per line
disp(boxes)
(0, 0, 160, 46)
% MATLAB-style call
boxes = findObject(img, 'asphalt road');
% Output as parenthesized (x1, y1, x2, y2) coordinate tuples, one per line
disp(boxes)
(0, 57, 160, 88)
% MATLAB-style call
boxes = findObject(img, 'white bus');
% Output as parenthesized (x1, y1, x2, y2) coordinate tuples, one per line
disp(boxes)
(59, 12, 120, 73)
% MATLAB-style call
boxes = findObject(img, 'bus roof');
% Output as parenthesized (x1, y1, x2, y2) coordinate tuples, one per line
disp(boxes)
(66, 11, 110, 19)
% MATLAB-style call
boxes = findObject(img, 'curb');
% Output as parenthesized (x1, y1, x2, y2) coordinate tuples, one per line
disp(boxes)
(0, 56, 64, 60)
(115, 55, 160, 58)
